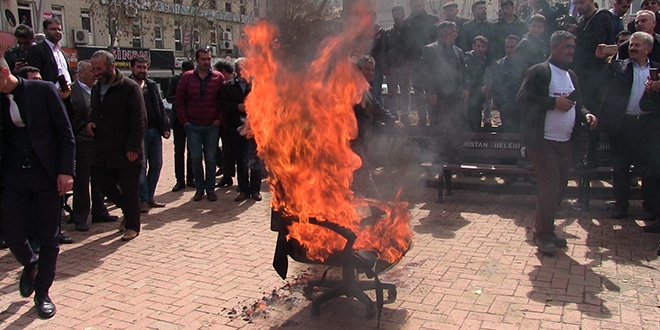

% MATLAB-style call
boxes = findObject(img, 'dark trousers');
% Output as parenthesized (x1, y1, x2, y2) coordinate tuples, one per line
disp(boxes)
(219, 122, 235, 178)
(429, 99, 465, 164)
(2, 165, 60, 296)
(93, 165, 141, 232)
(232, 131, 263, 194)
(173, 120, 193, 184)
(610, 115, 660, 212)
(71, 136, 109, 225)
(350, 139, 380, 199)
(527, 140, 573, 240)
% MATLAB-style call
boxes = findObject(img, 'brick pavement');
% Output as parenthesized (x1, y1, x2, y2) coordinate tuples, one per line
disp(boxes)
(1, 138, 659, 329)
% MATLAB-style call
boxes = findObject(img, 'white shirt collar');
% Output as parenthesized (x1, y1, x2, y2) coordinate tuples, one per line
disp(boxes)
(44, 39, 59, 51)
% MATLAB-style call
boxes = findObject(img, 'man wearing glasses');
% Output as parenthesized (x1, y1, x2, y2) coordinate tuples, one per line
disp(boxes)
(5, 24, 34, 75)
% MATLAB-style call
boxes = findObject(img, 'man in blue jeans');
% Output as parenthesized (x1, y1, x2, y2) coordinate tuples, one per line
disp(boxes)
(175, 47, 225, 201)
(129, 57, 171, 212)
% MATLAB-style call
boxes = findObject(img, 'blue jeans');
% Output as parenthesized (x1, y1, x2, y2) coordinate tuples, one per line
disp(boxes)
(139, 128, 164, 202)
(185, 123, 218, 191)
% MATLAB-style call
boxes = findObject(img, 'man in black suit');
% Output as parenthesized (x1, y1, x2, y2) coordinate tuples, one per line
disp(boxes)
(167, 60, 195, 192)
(26, 17, 69, 86)
(68, 60, 117, 231)
(0, 55, 75, 318)
(617, 10, 660, 62)
(5, 24, 34, 75)
(420, 21, 469, 164)
(87, 50, 146, 242)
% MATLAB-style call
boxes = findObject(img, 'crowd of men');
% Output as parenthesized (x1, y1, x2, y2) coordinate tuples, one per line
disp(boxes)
(0, 17, 261, 319)
(375, 0, 660, 254)
(2, 0, 660, 319)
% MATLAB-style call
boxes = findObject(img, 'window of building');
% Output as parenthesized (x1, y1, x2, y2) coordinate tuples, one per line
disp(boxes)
(209, 0, 216, 10)
(210, 28, 217, 47)
(240, 1, 246, 15)
(81, 9, 94, 45)
(132, 21, 142, 48)
(174, 26, 183, 51)
(17, 2, 33, 28)
(225, 2, 232, 12)
(193, 29, 200, 50)
(154, 26, 163, 49)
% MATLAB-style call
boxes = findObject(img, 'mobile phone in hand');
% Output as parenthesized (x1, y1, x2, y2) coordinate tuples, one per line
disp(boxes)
(650, 68, 659, 81)
(57, 74, 70, 91)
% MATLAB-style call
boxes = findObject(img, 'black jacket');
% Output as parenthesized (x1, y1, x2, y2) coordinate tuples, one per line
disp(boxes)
(0, 78, 75, 180)
(401, 11, 439, 62)
(142, 77, 171, 136)
(219, 77, 252, 130)
(617, 33, 660, 63)
(90, 69, 146, 168)
(27, 41, 68, 84)
(420, 41, 469, 102)
(516, 60, 591, 148)
(599, 59, 660, 135)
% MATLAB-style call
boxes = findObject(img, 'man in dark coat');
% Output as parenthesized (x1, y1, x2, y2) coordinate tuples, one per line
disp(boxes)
(5, 24, 34, 75)
(458, 1, 494, 62)
(219, 58, 264, 202)
(0, 55, 75, 319)
(492, 0, 528, 61)
(68, 60, 116, 232)
(598, 32, 660, 228)
(129, 57, 171, 212)
(421, 21, 469, 164)
(517, 15, 549, 73)
(86, 50, 146, 242)
(401, 0, 439, 125)
(167, 60, 195, 192)
(516, 31, 597, 254)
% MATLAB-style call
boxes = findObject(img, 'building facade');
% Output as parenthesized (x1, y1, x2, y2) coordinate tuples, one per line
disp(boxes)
(0, 0, 266, 74)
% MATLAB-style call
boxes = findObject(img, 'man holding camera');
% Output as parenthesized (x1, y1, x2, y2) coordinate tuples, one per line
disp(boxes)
(598, 32, 660, 225)
(5, 25, 34, 75)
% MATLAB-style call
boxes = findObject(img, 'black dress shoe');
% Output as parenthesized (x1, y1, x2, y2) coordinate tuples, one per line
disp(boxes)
(193, 190, 205, 201)
(172, 181, 186, 192)
(58, 235, 73, 244)
(252, 193, 262, 201)
(207, 190, 217, 201)
(215, 177, 233, 188)
(534, 237, 558, 254)
(19, 263, 37, 297)
(553, 237, 567, 248)
(0, 240, 8, 249)
(234, 192, 249, 202)
(643, 221, 660, 233)
(611, 205, 628, 219)
(91, 215, 119, 223)
(75, 223, 89, 232)
(34, 294, 56, 319)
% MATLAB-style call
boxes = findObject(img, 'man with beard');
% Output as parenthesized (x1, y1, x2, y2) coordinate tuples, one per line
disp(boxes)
(176, 48, 225, 202)
(27, 18, 70, 86)
(627, 0, 660, 35)
(68, 60, 117, 232)
(86, 50, 146, 242)
(517, 31, 598, 254)
(129, 57, 171, 213)
(458, 1, 494, 62)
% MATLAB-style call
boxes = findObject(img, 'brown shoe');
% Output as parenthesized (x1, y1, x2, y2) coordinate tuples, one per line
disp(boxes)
(121, 229, 139, 241)
(252, 193, 262, 201)
(140, 201, 150, 213)
(234, 192, 249, 202)
(207, 190, 217, 201)
(148, 199, 165, 207)
(193, 190, 205, 201)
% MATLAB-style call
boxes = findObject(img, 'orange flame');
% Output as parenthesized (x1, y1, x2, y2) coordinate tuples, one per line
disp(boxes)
(242, 2, 412, 264)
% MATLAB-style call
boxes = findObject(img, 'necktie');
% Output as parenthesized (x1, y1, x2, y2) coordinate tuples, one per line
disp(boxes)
(7, 94, 25, 127)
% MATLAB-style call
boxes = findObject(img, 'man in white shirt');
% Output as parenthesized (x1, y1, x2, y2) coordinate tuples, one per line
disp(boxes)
(517, 30, 598, 254)
(26, 18, 70, 86)
(599, 32, 660, 226)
